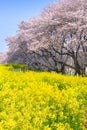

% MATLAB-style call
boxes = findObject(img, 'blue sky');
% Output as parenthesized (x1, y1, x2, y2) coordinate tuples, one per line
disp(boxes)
(0, 0, 57, 52)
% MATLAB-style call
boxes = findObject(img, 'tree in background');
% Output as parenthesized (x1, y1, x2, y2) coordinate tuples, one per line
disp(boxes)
(6, 0, 87, 75)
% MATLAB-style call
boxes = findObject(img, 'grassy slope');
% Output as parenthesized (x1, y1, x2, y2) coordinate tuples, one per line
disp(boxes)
(0, 65, 87, 130)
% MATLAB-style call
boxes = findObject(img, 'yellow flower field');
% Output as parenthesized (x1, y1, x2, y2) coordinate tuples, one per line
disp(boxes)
(0, 65, 87, 130)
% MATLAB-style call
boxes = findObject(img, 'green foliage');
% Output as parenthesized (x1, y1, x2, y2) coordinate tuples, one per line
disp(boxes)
(0, 65, 87, 130)
(3, 63, 29, 71)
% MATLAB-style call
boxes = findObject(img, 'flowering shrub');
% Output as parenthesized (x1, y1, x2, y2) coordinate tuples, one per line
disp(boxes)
(0, 65, 87, 130)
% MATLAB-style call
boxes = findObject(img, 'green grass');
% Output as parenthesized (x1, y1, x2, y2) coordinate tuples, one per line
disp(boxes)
(2, 63, 29, 71)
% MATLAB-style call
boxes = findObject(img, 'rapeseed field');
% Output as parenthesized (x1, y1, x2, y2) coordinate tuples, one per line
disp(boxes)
(0, 65, 87, 130)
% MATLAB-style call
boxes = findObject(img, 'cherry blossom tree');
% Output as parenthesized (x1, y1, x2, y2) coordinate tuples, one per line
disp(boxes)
(6, 0, 87, 74)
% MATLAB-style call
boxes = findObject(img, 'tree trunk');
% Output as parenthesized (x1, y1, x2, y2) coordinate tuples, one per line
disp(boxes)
(74, 58, 81, 75)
